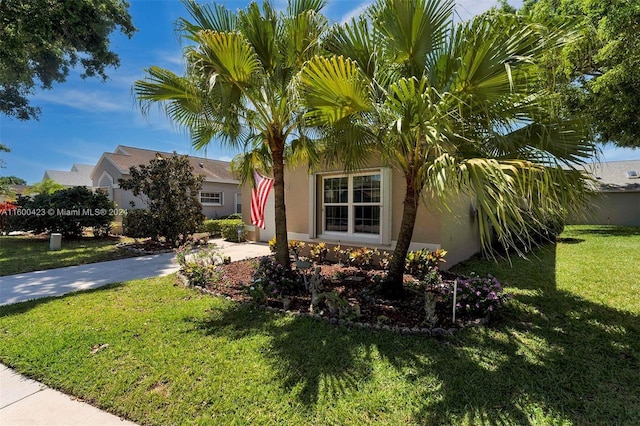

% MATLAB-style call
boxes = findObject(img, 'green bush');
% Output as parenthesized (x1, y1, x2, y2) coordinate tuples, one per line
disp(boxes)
(220, 219, 246, 242)
(201, 218, 245, 241)
(200, 219, 223, 236)
(405, 248, 447, 280)
(8, 186, 115, 238)
(122, 209, 155, 239)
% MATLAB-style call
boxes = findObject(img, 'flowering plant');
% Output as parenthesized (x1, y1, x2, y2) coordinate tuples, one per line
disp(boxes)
(249, 256, 301, 302)
(175, 243, 225, 287)
(309, 242, 329, 263)
(436, 273, 511, 319)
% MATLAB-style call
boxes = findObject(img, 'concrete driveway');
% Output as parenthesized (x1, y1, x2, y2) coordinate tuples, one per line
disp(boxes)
(0, 239, 270, 306)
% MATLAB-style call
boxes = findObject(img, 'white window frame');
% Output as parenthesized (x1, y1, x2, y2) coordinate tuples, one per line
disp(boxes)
(315, 168, 392, 245)
(234, 192, 242, 214)
(200, 191, 224, 206)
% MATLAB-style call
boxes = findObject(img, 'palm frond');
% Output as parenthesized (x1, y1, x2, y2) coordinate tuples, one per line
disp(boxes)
(299, 55, 373, 125)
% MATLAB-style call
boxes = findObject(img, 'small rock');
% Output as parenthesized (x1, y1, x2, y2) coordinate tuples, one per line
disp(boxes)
(432, 327, 446, 336)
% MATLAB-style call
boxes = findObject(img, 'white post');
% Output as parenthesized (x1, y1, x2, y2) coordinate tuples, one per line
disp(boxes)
(452, 279, 457, 324)
(49, 233, 62, 251)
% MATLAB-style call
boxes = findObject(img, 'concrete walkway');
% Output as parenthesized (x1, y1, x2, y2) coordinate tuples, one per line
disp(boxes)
(0, 238, 269, 306)
(0, 239, 270, 425)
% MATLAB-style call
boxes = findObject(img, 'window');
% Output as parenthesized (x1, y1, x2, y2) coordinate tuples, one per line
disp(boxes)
(200, 191, 223, 205)
(235, 193, 242, 214)
(321, 171, 386, 239)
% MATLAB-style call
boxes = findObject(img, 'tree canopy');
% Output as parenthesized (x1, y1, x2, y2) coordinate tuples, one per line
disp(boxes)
(0, 176, 27, 186)
(521, 0, 640, 148)
(118, 153, 204, 247)
(134, 0, 328, 266)
(0, 0, 136, 120)
(27, 179, 65, 195)
(299, 0, 593, 295)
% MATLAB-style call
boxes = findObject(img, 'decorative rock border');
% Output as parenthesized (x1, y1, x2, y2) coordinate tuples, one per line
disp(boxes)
(116, 243, 174, 255)
(172, 272, 498, 338)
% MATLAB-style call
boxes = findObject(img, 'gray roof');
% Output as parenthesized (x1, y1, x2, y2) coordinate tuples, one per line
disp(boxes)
(97, 145, 237, 183)
(43, 163, 94, 187)
(582, 160, 640, 192)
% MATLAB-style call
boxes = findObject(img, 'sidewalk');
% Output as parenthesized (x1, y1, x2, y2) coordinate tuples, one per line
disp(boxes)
(0, 366, 137, 425)
(0, 239, 270, 425)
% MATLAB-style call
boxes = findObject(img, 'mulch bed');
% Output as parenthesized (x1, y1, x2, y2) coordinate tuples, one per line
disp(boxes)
(190, 259, 488, 335)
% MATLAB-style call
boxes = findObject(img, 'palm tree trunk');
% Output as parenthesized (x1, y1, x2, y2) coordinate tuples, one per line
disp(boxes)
(385, 177, 420, 298)
(271, 145, 290, 268)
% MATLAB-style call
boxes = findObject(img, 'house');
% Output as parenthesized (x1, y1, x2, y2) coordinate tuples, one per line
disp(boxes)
(42, 164, 94, 187)
(568, 159, 640, 226)
(241, 161, 481, 268)
(91, 145, 241, 218)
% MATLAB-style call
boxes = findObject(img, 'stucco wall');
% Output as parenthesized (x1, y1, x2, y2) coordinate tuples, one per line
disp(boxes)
(201, 181, 241, 219)
(439, 194, 481, 267)
(568, 192, 640, 226)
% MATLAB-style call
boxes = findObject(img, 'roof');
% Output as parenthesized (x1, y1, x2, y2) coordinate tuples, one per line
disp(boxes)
(94, 145, 237, 183)
(43, 163, 94, 187)
(582, 160, 640, 192)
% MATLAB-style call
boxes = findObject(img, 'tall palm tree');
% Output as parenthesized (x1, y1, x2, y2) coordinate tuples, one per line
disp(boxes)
(298, 0, 593, 297)
(134, 0, 328, 267)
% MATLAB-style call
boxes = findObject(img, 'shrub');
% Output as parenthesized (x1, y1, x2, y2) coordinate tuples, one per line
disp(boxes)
(200, 219, 222, 236)
(436, 273, 511, 320)
(405, 248, 447, 280)
(123, 209, 155, 239)
(219, 219, 246, 242)
(8, 187, 115, 238)
(309, 242, 328, 263)
(118, 153, 204, 247)
(175, 243, 225, 287)
(334, 245, 380, 269)
(249, 256, 302, 302)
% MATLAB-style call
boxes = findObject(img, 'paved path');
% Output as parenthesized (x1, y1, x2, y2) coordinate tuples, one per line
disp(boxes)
(0, 366, 137, 426)
(0, 239, 269, 306)
(0, 239, 270, 425)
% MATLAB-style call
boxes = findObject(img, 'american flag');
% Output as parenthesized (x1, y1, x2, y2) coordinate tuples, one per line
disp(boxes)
(250, 170, 274, 229)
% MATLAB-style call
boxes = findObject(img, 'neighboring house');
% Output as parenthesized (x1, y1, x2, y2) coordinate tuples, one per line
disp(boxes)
(242, 161, 481, 268)
(43, 164, 94, 187)
(91, 145, 241, 218)
(568, 160, 640, 226)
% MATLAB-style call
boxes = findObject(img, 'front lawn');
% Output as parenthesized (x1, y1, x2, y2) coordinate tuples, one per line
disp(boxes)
(0, 235, 138, 276)
(0, 225, 638, 424)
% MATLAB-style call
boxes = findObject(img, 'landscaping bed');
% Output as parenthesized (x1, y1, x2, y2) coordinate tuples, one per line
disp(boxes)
(187, 257, 505, 333)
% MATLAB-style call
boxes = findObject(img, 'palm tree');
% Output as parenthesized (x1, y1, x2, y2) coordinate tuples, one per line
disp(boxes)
(298, 0, 593, 297)
(134, 0, 328, 267)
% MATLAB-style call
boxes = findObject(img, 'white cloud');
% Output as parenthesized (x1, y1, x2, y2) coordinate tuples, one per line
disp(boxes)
(33, 89, 128, 113)
(339, 1, 372, 24)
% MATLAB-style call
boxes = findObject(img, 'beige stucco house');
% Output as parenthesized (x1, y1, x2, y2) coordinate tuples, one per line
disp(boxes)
(569, 160, 640, 226)
(242, 162, 482, 268)
(91, 145, 241, 218)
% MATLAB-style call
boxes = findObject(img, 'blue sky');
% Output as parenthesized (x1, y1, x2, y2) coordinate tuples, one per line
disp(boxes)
(1, 0, 637, 184)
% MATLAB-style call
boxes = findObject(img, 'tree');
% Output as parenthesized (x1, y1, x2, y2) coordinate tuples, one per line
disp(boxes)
(0, 145, 11, 197)
(9, 187, 115, 238)
(0, 176, 27, 185)
(134, 0, 328, 267)
(118, 153, 204, 247)
(521, 0, 640, 148)
(27, 179, 65, 195)
(298, 0, 593, 296)
(0, 0, 136, 120)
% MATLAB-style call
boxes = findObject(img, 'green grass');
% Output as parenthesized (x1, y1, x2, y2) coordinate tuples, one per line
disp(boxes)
(0, 235, 138, 276)
(0, 225, 639, 425)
